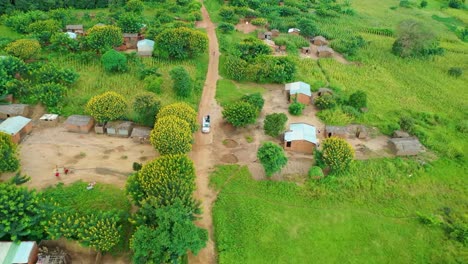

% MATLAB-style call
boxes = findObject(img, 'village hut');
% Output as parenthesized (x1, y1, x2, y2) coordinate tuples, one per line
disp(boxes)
(271, 29, 280, 37)
(317, 88, 334, 97)
(64, 115, 94, 133)
(389, 137, 424, 156)
(301, 47, 311, 54)
(284, 123, 318, 154)
(325, 125, 349, 139)
(312, 36, 328, 46)
(0, 241, 38, 264)
(317, 46, 334, 57)
(123, 33, 139, 49)
(137, 39, 155, 57)
(106, 121, 133, 137)
(130, 127, 152, 144)
(287, 28, 300, 35)
(0, 104, 29, 119)
(257, 31, 272, 40)
(0, 116, 32, 144)
(65, 25, 84, 34)
(285, 81, 311, 105)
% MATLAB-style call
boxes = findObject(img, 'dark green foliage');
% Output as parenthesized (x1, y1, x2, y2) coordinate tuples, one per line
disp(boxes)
(130, 200, 208, 263)
(264, 113, 288, 137)
(224, 56, 248, 81)
(0, 56, 27, 96)
(125, 0, 144, 14)
(0, 132, 20, 173)
(392, 20, 444, 58)
(448, 0, 465, 9)
(399, 115, 415, 132)
(138, 66, 160, 80)
(257, 142, 288, 177)
(133, 92, 161, 126)
(236, 37, 271, 62)
(30, 83, 67, 110)
(420, 0, 428, 8)
(219, 6, 238, 23)
(218, 22, 235, 33)
(170, 66, 192, 98)
(331, 35, 366, 58)
(456, 121, 468, 134)
(133, 162, 142, 171)
(117, 13, 143, 33)
(254, 56, 296, 83)
(288, 102, 305, 116)
(27, 19, 61, 44)
(101, 50, 128, 73)
(298, 18, 318, 37)
(50, 33, 79, 53)
(9, 172, 31, 185)
(31, 63, 79, 86)
(348, 90, 367, 110)
(399, 0, 412, 8)
(448, 67, 463, 77)
(315, 94, 337, 110)
(241, 93, 264, 112)
(222, 101, 258, 127)
(154, 27, 208, 59)
(4, 11, 48, 33)
(341, 105, 361, 118)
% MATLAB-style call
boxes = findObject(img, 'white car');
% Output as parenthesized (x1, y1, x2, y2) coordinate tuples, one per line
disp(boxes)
(202, 115, 211, 133)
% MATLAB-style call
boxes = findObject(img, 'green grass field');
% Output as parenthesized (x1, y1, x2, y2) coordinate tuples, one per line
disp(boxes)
(215, 79, 265, 107)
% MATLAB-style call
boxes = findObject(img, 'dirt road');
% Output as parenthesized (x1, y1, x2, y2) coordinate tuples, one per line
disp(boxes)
(188, 3, 220, 264)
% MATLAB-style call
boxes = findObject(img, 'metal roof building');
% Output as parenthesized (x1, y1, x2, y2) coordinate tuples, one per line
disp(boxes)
(0, 241, 38, 264)
(285, 82, 312, 97)
(0, 116, 31, 135)
(284, 123, 318, 154)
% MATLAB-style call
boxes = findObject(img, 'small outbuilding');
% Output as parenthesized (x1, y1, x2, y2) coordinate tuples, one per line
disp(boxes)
(325, 125, 349, 139)
(257, 31, 272, 40)
(271, 29, 280, 37)
(317, 46, 334, 57)
(64, 115, 94, 134)
(123, 33, 139, 49)
(0, 104, 29, 119)
(65, 25, 84, 34)
(312, 36, 328, 46)
(288, 28, 300, 35)
(106, 121, 133, 137)
(389, 137, 424, 156)
(301, 47, 311, 54)
(284, 123, 318, 154)
(0, 116, 32, 144)
(316, 87, 334, 97)
(285, 81, 312, 105)
(130, 126, 152, 144)
(0, 241, 38, 264)
(137, 39, 155, 57)
(393, 130, 410, 138)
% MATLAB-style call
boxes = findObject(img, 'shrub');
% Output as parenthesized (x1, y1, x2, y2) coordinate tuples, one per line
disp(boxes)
(85, 25, 123, 53)
(289, 102, 305, 116)
(449, 0, 465, 9)
(222, 101, 258, 127)
(86, 91, 127, 124)
(315, 94, 337, 110)
(218, 22, 235, 33)
(331, 35, 366, 57)
(157, 102, 197, 132)
(224, 56, 247, 81)
(150, 116, 192, 155)
(456, 120, 468, 134)
(448, 67, 463, 78)
(5, 39, 41, 60)
(399, 0, 412, 8)
(219, 6, 237, 23)
(145, 76, 163, 94)
(257, 142, 288, 177)
(392, 20, 443, 58)
(348, 90, 367, 110)
(264, 113, 288, 137)
(101, 50, 128, 72)
(0, 132, 20, 173)
(117, 13, 143, 34)
(420, 0, 428, 8)
(133, 93, 160, 127)
(399, 115, 415, 132)
(341, 105, 361, 118)
(241, 93, 264, 112)
(236, 37, 271, 62)
(169, 66, 192, 98)
(308, 166, 324, 178)
(321, 137, 354, 174)
(31, 83, 67, 109)
(27, 19, 61, 44)
(125, 0, 144, 13)
(251, 18, 268, 26)
(154, 27, 208, 59)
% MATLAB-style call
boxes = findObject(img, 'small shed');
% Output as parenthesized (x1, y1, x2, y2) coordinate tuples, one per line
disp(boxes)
(285, 81, 311, 105)
(317, 87, 334, 97)
(325, 125, 349, 139)
(64, 115, 94, 134)
(0, 104, 29, 119)
(123, 33, 138, 49)
(137, 39, 155, 57)
(271, 29, 280, 37)
(257, 31, 272, 40)
(0, 241, 38, 264)
(130, 127, 152, 144)
(0, 116, 32, 144)
(106, 121, 133, 137)
(317, 46, 334, 57)
(284, 123, 317, 154)
(312, 36, 328, 46)
(288, 28, 300, 35)
(65, 25, 84, 34)
(301, 47, 311, 54)
(389, 137, 424, 156)
(39, 114, 59, 127)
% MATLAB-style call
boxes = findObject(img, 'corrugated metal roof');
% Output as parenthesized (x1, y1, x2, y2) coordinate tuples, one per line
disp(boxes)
(137, 39, 155, 50)
(12, 241, 35, 263)
(285, 82, 311, 96)
(0, 242, 14, 263)
(284, 123, 317, 144)
(0, 116, 31, 135)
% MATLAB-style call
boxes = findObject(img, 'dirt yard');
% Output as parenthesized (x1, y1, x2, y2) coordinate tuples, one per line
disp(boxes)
(299, 44, 352, 65)
(10, 126, 156, 190)
(235, 21, 259, 34)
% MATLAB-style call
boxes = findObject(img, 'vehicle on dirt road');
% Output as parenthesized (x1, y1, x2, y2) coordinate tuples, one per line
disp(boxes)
(202, 115, 211, 133)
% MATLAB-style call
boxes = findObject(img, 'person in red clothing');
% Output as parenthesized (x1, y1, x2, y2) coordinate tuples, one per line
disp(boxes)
(64, 167, 69, 175)
(55, 170, 60, 177)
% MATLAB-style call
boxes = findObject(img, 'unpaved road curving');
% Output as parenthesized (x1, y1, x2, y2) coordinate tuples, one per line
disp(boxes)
(188, 3, 220, 264)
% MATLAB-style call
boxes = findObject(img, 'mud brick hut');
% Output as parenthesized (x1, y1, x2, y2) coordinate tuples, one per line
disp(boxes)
(301, 47, 311, 54)
(257, 31, 273, 40)
(389, 137, 424, 156)
(65, 25, 84, 34)
(288, 28, 300, 35)
(0, 241, 38, 264)
(0, 116, 32, 144)
(123, 33, 139, 49)
(317, 46, 334, 57)
(130, 126, 151, 144)
(0, 104, 29, 119)
(285, 81, 312, 105)
(316, 88, 334, 97)
(284, 123, 318, 154)
(64, 115, 94, 133)
(325, 125, 350, 139)
(106, 121, 133, 137)
(312, 36, 329, 46)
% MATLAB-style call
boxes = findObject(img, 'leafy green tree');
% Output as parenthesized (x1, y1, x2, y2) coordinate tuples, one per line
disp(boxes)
(218, 22, 235, 33)
(254, 56, 296, 83)
(348, 90, 367, 110)
(219, 6, 237, 23)
(392, 20, 443, 58)
(222, 101, 258, 127)
(117, 13, 143, 33)
(27, 19, 61, 44)
(331, 35, 366, 57)
(308, 166, 324, 178)
(101, 49, 128, 72)
(31, 83, 67, 108)
(125, 0, 144, 14)
(50, 32, 79, 52)
(150, 116, 193, 155)
(127, 155, 196, 209)
(288, 102, 305, 115)
(315, 94, 337, 110)
(86, 91, 127, 124)
(449, 0, 465, 9)
(321, 137, 354, 173)
(0, 132, 20, 173)
(257, 142, 288, 177)
(0, 183, 45, 241)
(236, 37, 271, 61)
(154, 27, 208, 59)
(420, 0, 428, 8)
(157, 102, 198, 132)
(133, 93, 160, 127)
(31, 63, 79, 86)
(241, 93, 264, 112)
(224, 56, 248, 81)
(85, 25, 123, 53)
(264, 113, 288, 137)
(130, 200, 207, 263)
(170, 66, 192, 98)
(298, 18, 318, 37)
(5, 39, 41, 59)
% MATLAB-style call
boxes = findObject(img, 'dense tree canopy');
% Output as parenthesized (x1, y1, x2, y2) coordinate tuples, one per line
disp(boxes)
(222, 101, 258, 127)
(157, 102, 198, 132)
(0, 132, 20, 173)
(85, 25, 123, 53)
(170, 66, 192, 98)
(257, 142, 288, 177)
(5, 39, 41, 59)
(133, 93, 161, 127)
(86, 91, 127, 124)
(150, 116, 193, 155)
(392, 20, 443, 58)
(264, 113, 288, 137)
(101, 50, 128, 72)
(321, 137, 355, 174)
(154, 27, 208, 59)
